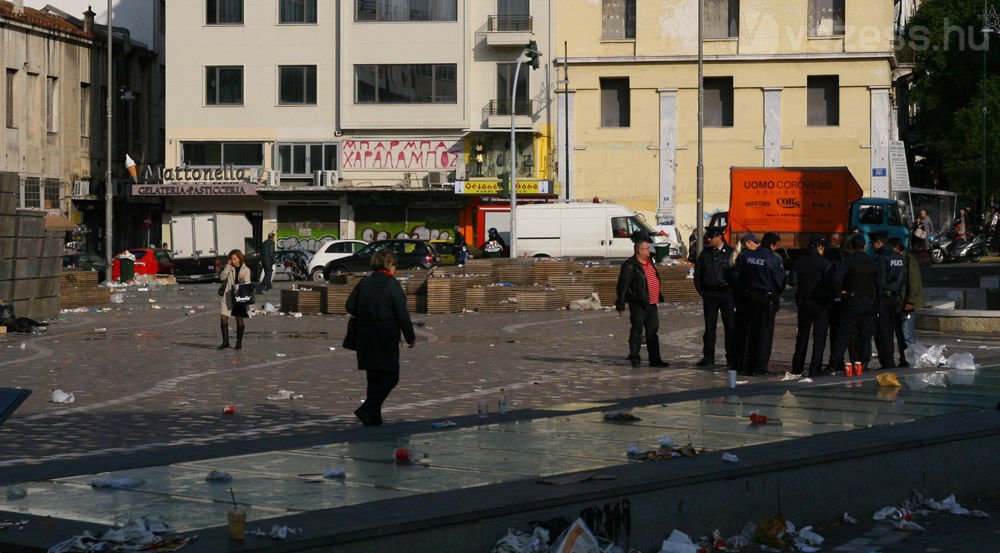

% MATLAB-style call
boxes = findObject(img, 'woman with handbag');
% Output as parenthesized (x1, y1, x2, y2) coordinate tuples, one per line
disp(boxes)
(219, 249, 252, 350)
(345, 249, 416, 426)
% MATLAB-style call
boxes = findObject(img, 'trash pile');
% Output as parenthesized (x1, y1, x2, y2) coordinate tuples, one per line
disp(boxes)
(47, 517, 193, 553)
(625, 435, 703, 462)
(904, 344, 980, 371)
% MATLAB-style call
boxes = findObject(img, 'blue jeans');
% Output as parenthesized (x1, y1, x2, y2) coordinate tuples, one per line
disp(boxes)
(902, 311, 916, 346)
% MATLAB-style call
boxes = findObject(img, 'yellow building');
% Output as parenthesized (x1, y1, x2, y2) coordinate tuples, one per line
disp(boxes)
(555, 0, 898, 233)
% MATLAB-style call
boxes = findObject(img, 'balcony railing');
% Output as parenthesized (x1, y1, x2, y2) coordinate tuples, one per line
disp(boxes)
(487, 15, 533, 32)
(485, 100, 535, 117)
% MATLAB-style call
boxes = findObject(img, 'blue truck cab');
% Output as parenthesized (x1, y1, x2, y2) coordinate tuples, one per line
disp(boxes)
(850, 197, 910, 254)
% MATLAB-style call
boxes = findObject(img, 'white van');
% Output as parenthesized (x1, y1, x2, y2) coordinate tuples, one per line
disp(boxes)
(515, 203, 665, 258)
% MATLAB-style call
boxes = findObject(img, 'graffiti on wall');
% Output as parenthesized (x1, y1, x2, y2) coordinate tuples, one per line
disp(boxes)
(276, 233, 339, 253)
(342, 140, 462, 171)
(356, 222, 453, 242)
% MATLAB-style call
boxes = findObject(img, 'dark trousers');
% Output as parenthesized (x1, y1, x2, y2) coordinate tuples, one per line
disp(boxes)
(262, 266, 274, 290)
(830, 297, 876, 368)
(628, 303, 663, 364)
(792, 299, 829, 375)
(828, 302, 861, 365)
(735, 290, 778, 375)
(361, 370, 399, 424)
(876, 294, 903, 368)
(701, 289, 734, 364)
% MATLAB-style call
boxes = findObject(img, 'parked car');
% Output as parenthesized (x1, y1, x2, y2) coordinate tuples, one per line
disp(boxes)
(307, 239, 368, 281)
(323, 239, 440, 278)
(111, 248, 174, 281)
(62, 253, 108, 282)
(652, 225, 687, 259)
(429, 239, 482, 265)
(273, 249, 313, 281)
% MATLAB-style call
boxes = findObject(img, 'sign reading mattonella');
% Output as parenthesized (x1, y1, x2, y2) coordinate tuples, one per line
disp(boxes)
(341, 140, 461, 171)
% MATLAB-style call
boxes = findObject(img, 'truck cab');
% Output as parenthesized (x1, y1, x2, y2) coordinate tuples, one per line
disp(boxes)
(850, 197, 910, 253)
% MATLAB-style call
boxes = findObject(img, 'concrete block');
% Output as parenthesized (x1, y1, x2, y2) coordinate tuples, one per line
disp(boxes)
(15, 238, 42, 259)
(0, 260, 11, 281)
(0, 238, 14, 258)
(0, 190, 14, 216)
(0, 172, 16, 192)
(41, 257, 61, 276)
(43, 236, 63, 258)
(37, 277, 59, 297)
(0, 279, 11, 301)
(0, 217, 15, 238)
(32, 295, 58, 320)
(12, 298, 31, 319)
(14, 258, 40, 280)
(924, 288, 965, 309)
(15, 212, 44, 238)
(13, 278, 37, 300)
(981, 275, 1000, 289)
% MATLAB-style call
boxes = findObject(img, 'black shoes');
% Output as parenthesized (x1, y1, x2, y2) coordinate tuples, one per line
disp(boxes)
(650, 360, 670, 368)
(630, 361, 640, 368)
(354, 407, 377, 427)
(695, 358, 714, 367)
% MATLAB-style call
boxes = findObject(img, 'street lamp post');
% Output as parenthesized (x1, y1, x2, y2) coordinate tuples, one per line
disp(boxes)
(104, 0, 113, 266)
(509, 42, 541, 259)
(696, 0, 704, 257)
(983, 3, 1000, 215)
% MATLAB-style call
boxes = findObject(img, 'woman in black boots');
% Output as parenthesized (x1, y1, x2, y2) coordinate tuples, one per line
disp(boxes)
(219, 249, 251, 350)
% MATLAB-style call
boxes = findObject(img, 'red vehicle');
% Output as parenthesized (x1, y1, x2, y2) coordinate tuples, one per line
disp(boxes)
(111, 248, 174, 281)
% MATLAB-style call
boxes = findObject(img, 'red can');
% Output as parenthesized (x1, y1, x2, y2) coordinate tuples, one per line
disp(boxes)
(854, 361, 863, 376)
(223, 405, 236, 415)
(844, 362, 854, 377)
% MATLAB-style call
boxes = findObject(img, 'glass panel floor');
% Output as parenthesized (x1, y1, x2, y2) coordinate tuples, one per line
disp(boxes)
(2, 368, 995, 532)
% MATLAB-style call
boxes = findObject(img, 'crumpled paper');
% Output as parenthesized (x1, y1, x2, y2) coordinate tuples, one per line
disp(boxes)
(51, 389, 75, 404)
(266, 389, 303, 400)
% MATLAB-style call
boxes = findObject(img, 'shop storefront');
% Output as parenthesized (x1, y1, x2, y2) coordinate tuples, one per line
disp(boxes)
(454, 179, 559, 246)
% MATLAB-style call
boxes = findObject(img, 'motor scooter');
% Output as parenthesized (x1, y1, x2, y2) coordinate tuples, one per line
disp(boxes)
(928, 232, 987, 263)
(284, 258, 309, 281)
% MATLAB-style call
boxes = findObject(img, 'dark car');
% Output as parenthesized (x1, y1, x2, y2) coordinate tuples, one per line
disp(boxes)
(62, 253, 109, 282)
(324, 239, 440, 278)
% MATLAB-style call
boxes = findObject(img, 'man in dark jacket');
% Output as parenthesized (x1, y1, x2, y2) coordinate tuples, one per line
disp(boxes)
(827, 234, 884, 374)
(894, 237, 924, 366)
(260, 232, 276, 291)
(346, 249, 416, 427)
(694, 228, 734, 367)
(615, 239, 669, 368)
(873, 232, 906, 369)
(732, 231, 786, 376)
(790, 235, 832, 376)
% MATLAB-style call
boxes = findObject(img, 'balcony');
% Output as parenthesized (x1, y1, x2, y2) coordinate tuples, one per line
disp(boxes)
(482, 15, 533, 47)
(483, 100, 535, 129)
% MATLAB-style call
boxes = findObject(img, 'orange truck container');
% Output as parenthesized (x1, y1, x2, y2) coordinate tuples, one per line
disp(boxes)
(721, 167, 863, 249)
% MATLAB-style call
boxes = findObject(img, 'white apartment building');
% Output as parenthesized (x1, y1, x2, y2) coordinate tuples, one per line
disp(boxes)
(164, 0, 555, 250)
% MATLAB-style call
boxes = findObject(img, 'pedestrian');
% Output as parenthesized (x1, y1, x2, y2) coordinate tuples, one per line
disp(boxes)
(219, 249, 251, 350)
(693, 228, 734, 368)
(481, 227, 507, 258)
(345, 249, 416, 427)
(729, 232, 760, 370)
(160, 242, 169, 251)
(827, 234, 884, 374)
(989, 207, 1000, 253)
(453, 226, 468, 267)
(951, 209, 968, 254)
(615, 239, 670, 368)
(732, 231, 785, 376)
(873, 231, 906, 369)
(790, 235, 832, 377)
(893, 237, 924, 365)
(260, 232, 276, 292)
(911, 209, 930, 252)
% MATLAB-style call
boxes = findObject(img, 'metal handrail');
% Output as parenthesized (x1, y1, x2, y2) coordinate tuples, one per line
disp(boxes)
(485, 100, 534, 116)
(486, 15, 533, 32)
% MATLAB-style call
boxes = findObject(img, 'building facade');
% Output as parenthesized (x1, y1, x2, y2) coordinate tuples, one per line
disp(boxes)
(164, 0, 556, 251)
(555, 0, 899, 235)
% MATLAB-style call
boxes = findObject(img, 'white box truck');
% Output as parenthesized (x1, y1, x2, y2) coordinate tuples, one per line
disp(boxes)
(168, 213, 259, 282)
(514, 203, 666, 258)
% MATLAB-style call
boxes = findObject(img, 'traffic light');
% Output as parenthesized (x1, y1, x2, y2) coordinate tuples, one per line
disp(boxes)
(526, 40, 540, 70)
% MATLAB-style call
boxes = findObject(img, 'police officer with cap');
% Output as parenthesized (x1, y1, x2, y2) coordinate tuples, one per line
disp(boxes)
(827, 233, 884, 374)
(694, 227, 735, 367)
(732, 231, 786, 376)
(790, 235, 832, 376)
(873, 231, 906, 369)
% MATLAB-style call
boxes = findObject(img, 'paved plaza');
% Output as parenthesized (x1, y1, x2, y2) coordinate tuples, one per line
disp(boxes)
(0, 277, 998, 551)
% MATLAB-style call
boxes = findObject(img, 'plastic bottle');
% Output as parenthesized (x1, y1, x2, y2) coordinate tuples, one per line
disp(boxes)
(498, 388, 507, 415)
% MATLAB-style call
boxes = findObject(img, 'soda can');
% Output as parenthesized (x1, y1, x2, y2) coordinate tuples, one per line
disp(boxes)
(223, 405, 236, 415)
(844, 362, 853, 377)
(854, 361, 863, 375)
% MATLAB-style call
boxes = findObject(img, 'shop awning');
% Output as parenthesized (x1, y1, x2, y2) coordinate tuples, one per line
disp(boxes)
(44, 214, 77, 232)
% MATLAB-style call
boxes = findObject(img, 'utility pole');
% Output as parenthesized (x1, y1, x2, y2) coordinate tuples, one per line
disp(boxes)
(104, 0, 113, 266)
(696, 0, 704, 257)
(983, 2, 1000, 215)
(509, 41, 541, 259)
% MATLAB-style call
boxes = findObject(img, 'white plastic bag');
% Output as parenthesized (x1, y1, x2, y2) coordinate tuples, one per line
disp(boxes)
(945, 352, 979, 371)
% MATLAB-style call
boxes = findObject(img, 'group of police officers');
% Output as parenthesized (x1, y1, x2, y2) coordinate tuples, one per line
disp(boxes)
(693, 227, 925, 377)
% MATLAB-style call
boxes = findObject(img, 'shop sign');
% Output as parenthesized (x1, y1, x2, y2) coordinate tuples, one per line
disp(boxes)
(454, 180, 553, 196)
(130, 164, 259, 196)
(342, 140, 462, 171)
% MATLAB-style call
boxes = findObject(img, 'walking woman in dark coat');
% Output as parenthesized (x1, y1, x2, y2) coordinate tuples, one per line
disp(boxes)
(345, 249, 416, 426)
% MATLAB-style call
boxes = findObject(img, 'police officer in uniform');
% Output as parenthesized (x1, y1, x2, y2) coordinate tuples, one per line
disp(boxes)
(694, 228, 734, 367)
(827, 234, 884, 374)
(873, 231, 906, 369)
(732, 231, 786, 376)
(789, 235, 832, 377)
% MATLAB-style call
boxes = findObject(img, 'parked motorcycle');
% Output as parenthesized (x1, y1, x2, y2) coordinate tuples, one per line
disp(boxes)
(928, 232, 987, 264)
(283, 258, 309, 281)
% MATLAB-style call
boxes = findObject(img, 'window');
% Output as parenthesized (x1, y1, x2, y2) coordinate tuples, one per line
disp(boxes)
(704, 0, 739, 38)
(354, 64, 457, 104)
(80, 83, 90, 137)
(276, 142, 339, 176)
(182, 141, 264, 166)
(809, 0, 844, 37)
(44, 178, 60, 210)
(496, 0, 530, 31)
(46, 77, 57, 132)
(205, 66, 243, 105)
(600, 77, 630, 127)
(324, 241, 357, 254)
(602, 0, 635, 39)
(279, 66, 317, 105)
(21, 177, 41, 209)
(807, 75, 839, 126)
(207, 0, 243, 24)
(858, 204, 883, 225)
(356, 0, 457, 21)
(497, 63, 528, 114)
(280, 0, 317, 23)
(5, 69, 16, 129)
(704, 77, 734, 127)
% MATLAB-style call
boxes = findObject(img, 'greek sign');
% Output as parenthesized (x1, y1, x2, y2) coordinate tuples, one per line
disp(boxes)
(454, 180, 553, 196)
(342, 140, 461, 170)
